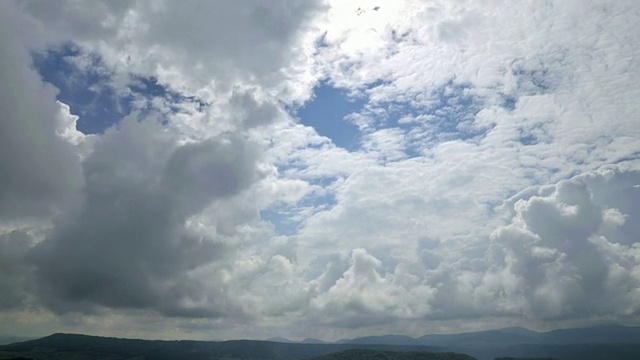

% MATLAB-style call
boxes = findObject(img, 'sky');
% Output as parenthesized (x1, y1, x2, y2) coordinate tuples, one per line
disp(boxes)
(1, 0, 640, 342)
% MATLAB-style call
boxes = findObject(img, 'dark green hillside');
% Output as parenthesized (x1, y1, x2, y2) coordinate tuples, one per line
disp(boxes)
(495, 357, 561, 360)
(539, 324, 640, 344)
(306, 349, 475, 360)
(2, 333, 162, 355)
(500, 343, 640, 360)
(4, 331, 639, 360)
(0, 333, 464, 360)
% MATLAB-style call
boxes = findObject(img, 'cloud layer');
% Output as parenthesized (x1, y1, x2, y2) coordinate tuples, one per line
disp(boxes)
(0, 0, 639, 341)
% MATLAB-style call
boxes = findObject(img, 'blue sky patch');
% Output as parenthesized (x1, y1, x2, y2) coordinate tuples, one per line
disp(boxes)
(260, 207, 298, 236)
(261, 193, 336, 236)
(32, 43, 130, 135)
(353, 80, 489, 157)
(129, 75, 208, 112)
(296, 83, 363, 151)
(32, 44, 207, 135)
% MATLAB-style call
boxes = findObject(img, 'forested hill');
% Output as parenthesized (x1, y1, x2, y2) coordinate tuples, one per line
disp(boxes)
(307, 349, 476, 360)
(0, 333, 464, 360)
(3, 330, 640, 360)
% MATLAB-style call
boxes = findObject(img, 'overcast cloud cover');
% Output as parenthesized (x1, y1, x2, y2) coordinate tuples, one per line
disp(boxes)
(1, 0, 639, 341)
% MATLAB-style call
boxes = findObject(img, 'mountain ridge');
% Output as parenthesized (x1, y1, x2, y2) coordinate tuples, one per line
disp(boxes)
(3, 325, 640, 360)
(338, 324, 640, 347)
(0, 333, 446, 360)
(335, 324, 640, 360)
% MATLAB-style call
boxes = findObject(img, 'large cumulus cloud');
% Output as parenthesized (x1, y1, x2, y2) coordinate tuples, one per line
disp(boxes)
(28, 116, 266, 316)
(289, 166, 640, 333)
(486, 166, 640, 320)
(0, 1, 83, 221)
(0, 230, 34, 309)
(0, 0, 319, 325)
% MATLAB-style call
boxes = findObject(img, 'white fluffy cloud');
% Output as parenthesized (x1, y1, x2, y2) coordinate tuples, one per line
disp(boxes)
(0, 0, 639, 341)
(487, 167, 640, 319)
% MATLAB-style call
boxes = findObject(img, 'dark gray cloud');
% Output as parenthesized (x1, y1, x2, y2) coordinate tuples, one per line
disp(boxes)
(0, 0, 311, 323)
(28, 117, 264, 316)
(163, 135, 262, 215)
(0, 230, 33, 309)
(0, 2, 83, 221)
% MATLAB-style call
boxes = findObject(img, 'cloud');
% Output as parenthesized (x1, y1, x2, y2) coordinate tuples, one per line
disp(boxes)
(26, 115, 266, 317)
(431, 166, 640, 322)
(0, 230, 34, 309)
(307, 248, 434, 328)
(0, 0, 319, 322)
(0, 0, 639, 341)
(0, 3, 83, 221)
(294, 166, 640, 330)
(19, 0, 325, 99)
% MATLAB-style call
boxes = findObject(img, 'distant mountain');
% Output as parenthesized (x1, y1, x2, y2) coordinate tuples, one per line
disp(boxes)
(339, 335, 423, 346)
(494, 327, 539, 336)
(418, 328, 540, 348)
(338, 324, 640, 360)
(538, 324, 640, 344)
(301, 338, 327, 344)
(0, 335, 35, 345)
(0, 333, 448, 360)
(266, 337, 325, 344)
(341, 324, 640, 349)
(2, 325, 639, 360)
(419, 324, 640, 350)
(268, 337, 296, 343)
(340, 328, 540, 348)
